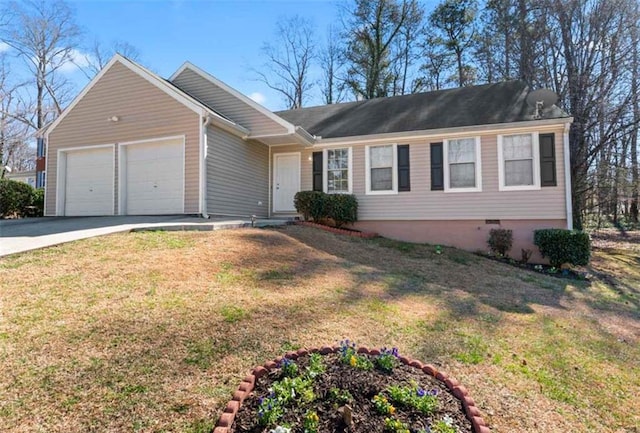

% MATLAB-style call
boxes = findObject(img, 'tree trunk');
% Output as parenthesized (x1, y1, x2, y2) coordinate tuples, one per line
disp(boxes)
(631, 20, 639, 223)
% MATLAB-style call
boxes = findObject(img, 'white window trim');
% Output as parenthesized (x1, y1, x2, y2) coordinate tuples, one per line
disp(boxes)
(365, 143, 398, 195)
(323, 147, 353, 194)
(443, 136, 482, 193)
(497, 132, 541, 191)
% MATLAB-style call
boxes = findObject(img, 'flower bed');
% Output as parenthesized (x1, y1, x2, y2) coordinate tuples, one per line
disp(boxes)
(295, 221, 378, 239)
(216, 342, 489, 433)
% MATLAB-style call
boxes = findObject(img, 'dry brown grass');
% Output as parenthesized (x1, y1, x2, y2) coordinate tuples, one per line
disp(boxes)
(0, 226, 638, 433)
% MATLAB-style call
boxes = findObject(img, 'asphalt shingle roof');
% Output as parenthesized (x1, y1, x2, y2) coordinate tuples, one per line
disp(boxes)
(275, 81, 570, 139)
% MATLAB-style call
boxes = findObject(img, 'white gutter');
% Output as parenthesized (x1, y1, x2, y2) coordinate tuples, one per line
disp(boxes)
(293, 126, 317, 147)
(563, 122, 573, 230)
(200, 113, 209, 219)
(206, 113, 250, 139)
(247, 126, 317, 147)
(316, 117, 574, 146)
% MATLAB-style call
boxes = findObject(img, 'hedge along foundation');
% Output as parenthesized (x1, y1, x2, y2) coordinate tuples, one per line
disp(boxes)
(214, 345, 490, 433)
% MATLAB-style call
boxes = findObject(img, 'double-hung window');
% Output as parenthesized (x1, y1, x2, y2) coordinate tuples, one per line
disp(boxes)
(443, 137, 482, 192)
(498, 133, 540, 191)
(366, 144, 397, 194)
(324, 147, 352, 193)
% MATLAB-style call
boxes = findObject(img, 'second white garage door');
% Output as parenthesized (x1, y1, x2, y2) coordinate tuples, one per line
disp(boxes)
(121, 138, 184, 215)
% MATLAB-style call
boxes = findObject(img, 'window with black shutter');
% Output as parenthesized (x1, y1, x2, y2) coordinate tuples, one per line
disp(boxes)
(539, 133, 557, 187)
(430, 142, 444, 191)
(312, 151, 323, 191)
(397, 144, 410, 192)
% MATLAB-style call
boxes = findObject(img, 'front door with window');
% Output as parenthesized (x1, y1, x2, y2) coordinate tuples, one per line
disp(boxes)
(273, 153, 300, 212)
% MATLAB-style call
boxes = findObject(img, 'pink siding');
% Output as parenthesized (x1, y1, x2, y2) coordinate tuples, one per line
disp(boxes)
(355, 219, 567, 263)
(271, 125, 568, 221)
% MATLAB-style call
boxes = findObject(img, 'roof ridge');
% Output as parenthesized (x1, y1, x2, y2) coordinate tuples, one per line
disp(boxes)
(276, 80, 528, 114)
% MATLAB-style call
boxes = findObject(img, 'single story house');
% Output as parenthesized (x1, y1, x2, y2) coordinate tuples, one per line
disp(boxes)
(42, 54, 573, 256)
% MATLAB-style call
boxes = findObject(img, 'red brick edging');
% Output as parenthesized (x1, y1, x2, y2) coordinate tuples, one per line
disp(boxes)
(295, 221, 378, 239)
(214, 346, 490, 433)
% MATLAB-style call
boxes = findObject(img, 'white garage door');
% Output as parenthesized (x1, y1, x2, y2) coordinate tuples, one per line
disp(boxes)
(122, 139, 184, 215)
(64, 147, 114, 216)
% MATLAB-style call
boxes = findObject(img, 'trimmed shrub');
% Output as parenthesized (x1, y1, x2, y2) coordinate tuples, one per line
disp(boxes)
(326, 194, 358, 228)
(487, 228, 513, 256)
(0, 178, 36, 217)
(31, 188, 44, 216)
(294, 191, 326, 222)
(534, 229, 591, 267)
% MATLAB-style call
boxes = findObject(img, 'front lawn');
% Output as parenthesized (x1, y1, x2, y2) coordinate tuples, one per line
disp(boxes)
(0, 226, 638, 432)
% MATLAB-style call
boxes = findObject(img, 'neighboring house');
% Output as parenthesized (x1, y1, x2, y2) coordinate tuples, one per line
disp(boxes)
(5, 170, 37, 188)
(41, 54, 573, 257)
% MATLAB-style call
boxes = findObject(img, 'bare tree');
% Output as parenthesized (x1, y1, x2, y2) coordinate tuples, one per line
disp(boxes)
(415, 37, 455, 91)
(319, 25, 347, 104)
(79, 39, 141, 78)
(542, 0, 637, 228)
(630, 4, 640, 223)
(391, 0, 424, 95)
(477, 0, 518, 81)
(256, 15, 315, 109)
(0, 54, 30, 177)
(342, 0, 423, 99)
(429, 0, 477, 87)
(0, 0, 81, 131)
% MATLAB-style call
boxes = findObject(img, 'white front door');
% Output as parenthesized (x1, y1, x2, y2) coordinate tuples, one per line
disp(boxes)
(273, 153, 300, 212)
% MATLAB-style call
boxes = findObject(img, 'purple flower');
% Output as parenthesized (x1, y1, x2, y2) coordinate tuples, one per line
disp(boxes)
(416, 387, 426, 397)
(279, 358, 293, 368)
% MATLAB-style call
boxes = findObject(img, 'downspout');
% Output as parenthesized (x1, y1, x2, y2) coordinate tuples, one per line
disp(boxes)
(200, 114, 209, 219)
(268, 145, 272, 218)
(563, 122, 573, 230)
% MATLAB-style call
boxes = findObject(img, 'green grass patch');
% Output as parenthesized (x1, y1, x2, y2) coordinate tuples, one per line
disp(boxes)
(184, 418, 216, 433)
(220, 305, 248, 323)
(453, 334, 488, 365)
(184, 339, 232, 369)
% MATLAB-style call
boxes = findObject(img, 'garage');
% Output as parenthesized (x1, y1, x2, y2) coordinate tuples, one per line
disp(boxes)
(119, 137, 184, 215)
(62, 146, 114, 216)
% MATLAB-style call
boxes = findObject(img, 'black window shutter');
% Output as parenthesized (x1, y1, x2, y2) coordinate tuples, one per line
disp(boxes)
(312, 151, 323, 192)
(430, 142, 444, 191)
(397, 145, 410, 192)
(539, 133, 557, 187)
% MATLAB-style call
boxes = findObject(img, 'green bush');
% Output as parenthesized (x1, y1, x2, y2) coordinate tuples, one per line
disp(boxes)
(0, 178, 37, 217)
(487, 228, 513, 256)
(533, 229, 591, 267)
(326, 194, 358, 228)
(294, 191, 326, 222)
(32, 188, 44, 216)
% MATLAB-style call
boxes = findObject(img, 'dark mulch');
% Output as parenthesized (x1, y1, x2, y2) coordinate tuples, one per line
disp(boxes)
(232, 353, 473, 433)
(477, 253, 587, 280)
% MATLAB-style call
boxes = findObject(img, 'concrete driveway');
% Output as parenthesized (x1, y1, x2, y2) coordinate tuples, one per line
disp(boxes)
(0, 215, 288, 257)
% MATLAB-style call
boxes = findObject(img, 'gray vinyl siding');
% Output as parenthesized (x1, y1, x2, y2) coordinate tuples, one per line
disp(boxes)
(172, 68, 288, 136)
(271, 125, 567, 220)
(206, 127, 269, 217)
(46, 61, 201, 216)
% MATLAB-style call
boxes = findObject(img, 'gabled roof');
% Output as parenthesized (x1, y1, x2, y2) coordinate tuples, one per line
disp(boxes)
(170, 62, 297, 133)
(276, 81, 570, 139)
(42, 54, 247, 138)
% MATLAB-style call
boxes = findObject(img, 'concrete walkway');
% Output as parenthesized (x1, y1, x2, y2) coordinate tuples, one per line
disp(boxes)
(0, 215, 290, 257)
